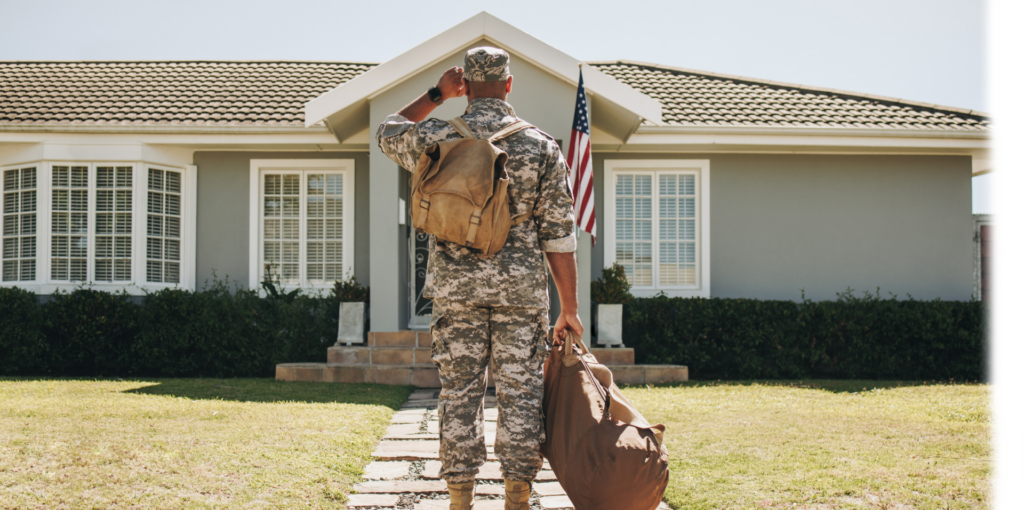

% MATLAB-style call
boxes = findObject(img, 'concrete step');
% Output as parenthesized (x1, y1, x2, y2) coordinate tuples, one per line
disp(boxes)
(328, 345, 635, 366)
(277, 362, 687, 387)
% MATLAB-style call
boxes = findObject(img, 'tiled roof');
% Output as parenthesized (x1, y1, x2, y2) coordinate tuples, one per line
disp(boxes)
(0, 60, 989, 132)
(0, 61, 374, 127)
(591, 61, 989, 131)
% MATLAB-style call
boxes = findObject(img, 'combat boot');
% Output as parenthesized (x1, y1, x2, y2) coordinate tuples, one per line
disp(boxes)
(447, 480, 476, 510)
(503, 480, 532, 510)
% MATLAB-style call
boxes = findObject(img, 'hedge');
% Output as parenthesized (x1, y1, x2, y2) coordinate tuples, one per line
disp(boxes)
(624, 289, 985, 381)
(0, 280, 336, 378)
(0, 285, 985, 380)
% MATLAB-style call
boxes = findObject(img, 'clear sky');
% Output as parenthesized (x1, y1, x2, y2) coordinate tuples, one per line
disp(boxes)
(0, 0, 992, 212)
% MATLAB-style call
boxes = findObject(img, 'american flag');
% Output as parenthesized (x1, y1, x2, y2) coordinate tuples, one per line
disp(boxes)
(567, 69, 596, 243)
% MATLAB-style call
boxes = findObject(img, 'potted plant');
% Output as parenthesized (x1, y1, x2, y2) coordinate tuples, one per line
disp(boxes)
(591, 263, 633, 347)
(333, 274, 370, 346)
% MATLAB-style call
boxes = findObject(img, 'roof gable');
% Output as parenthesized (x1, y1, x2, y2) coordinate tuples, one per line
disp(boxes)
(303, 12, 664, 141)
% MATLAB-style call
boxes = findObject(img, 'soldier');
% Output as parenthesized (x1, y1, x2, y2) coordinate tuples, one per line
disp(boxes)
(376, 46, 584, 510)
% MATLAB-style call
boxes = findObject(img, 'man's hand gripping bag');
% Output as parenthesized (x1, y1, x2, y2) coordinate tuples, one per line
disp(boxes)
(540, 332, 669, 510)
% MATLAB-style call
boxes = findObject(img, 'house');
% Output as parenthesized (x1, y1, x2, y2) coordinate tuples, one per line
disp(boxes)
(1, 12, 989, 346)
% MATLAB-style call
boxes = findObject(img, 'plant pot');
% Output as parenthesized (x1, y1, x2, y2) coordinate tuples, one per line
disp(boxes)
(336, 302, 369, 346)
(595, 303, 623, 347)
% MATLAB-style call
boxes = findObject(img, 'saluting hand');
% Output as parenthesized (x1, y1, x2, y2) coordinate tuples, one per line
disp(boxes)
(437, 66, 466, 101)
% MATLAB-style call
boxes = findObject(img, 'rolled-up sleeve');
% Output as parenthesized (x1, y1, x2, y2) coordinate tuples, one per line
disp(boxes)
(536, 144, 577, 253)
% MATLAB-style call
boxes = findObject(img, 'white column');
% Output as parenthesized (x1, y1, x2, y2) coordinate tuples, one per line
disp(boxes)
(368, 137, 401, 332)
(577, 232, 592, 348)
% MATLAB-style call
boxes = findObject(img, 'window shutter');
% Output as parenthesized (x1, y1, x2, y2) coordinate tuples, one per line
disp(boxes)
(658, 174, 697, 286)
(614, 174, 653, 287)
(50, 165, 89, 281)
(2, 167, 37, 282)
(146, 168, 182, 284)
(95, 166, 133, 282)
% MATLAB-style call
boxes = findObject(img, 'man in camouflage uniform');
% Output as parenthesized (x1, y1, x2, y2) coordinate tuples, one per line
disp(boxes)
(376, 47, 584, 510)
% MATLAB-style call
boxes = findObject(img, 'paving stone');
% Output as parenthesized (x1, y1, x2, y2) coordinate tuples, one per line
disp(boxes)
(372, 440, 440, 460)
(385, 433, 440, 440)
(427, 421, 439, 433)
(540, 496, 575, 509)
(385, 423, 422, 436)
(408, 390, 436, 400)
(536, 470, 557, 481)
(391, 413, 426, 424)
(475, 485, 505, 496)
(402, 399, 438, 408)
(346, 493, 400, 507)
(534, 482, 566, 497)
(362, 461, 411, 480)
(416, 499, 504, 510)
(353, 480, 447, 494)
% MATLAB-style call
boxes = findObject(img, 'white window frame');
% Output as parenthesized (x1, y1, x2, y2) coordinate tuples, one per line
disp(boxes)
(603, 159, 711, 298)
(248, 159, 355, 295)
(0, 161, 197, 294)
(1, 163, 41, 284)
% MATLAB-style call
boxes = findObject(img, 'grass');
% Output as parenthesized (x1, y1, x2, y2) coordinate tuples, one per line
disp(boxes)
(0, 378, 412, 509)
(622, 380, 990, 510)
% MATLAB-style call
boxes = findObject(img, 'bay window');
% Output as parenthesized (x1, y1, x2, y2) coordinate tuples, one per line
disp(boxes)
(0, 162, 194, 292)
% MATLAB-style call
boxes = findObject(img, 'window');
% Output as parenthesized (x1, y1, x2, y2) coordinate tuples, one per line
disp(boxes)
(604, 160, 710, 298)
(0, 161, 194, 292)
(249, 160, 354, 291)
(50, 165, 89, 281)
(146, 168, 182, 284)
(2, 167, 37, 282)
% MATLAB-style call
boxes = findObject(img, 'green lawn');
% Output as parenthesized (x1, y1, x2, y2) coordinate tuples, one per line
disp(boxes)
(0, 378, 412, 509)
(623, 381, 989, 510)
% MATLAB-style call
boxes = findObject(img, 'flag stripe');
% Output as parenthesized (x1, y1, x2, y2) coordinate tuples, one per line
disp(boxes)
(568, 70, 596, 242)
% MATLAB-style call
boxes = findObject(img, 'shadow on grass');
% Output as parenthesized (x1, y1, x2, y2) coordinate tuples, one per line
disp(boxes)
(121, 378, 413, 408)
(622, 379, 984, 394)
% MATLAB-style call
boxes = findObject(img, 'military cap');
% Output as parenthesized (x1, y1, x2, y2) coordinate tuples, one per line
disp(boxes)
(464, 46, 511, 82)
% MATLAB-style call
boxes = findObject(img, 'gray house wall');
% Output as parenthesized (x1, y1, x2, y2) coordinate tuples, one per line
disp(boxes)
(193, 151, 370, 291)
(591, 153, 974, 301)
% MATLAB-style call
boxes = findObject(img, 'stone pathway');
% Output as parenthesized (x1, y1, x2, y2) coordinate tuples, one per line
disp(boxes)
(347, 388, 671, 510)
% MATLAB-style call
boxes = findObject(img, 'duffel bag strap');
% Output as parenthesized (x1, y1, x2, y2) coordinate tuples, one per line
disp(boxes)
(448, 117, 476, 139)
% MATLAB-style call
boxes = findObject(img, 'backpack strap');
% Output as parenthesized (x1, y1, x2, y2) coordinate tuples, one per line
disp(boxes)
(510, 203, 534, 226)
(488, 120, 534, 143)
(447, 117, 476, 139)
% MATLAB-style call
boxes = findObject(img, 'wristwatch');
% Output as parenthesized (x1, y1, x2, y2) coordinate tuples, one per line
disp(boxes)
(427, 86, 444, 105)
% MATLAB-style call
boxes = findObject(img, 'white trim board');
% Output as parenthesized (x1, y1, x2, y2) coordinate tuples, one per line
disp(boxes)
(303, 11, 662, 129)
(247, 159, 355, 294)
(603, 159, 711, 299)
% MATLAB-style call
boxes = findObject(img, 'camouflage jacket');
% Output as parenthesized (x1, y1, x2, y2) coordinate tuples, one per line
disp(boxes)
(376, 98, 577, 309)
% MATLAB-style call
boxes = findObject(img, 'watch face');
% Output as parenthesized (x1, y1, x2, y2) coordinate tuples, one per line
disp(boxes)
(429, 87, 443, 103)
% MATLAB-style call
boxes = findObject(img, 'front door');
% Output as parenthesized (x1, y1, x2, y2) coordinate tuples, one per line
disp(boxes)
(408, 230, 433, 329)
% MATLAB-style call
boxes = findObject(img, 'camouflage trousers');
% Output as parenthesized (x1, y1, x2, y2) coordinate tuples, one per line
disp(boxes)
(430, 299, 551, 484)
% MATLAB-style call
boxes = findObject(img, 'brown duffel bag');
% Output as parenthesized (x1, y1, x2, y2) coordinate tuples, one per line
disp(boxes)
(410, 117, 534, 258)
(540, 332, 669, 510)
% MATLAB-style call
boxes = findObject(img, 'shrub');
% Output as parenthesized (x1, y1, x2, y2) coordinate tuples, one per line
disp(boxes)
(0, 278, 335, 378)
(591, 263, 633, 304)
(0, 286, 47, 375)
(333, 274, 370, 303)
(41, 288, 140, 376)
(624, 289, 985, 381)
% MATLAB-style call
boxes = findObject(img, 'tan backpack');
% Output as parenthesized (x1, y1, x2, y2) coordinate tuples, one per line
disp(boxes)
(410, 117, 534, 258)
